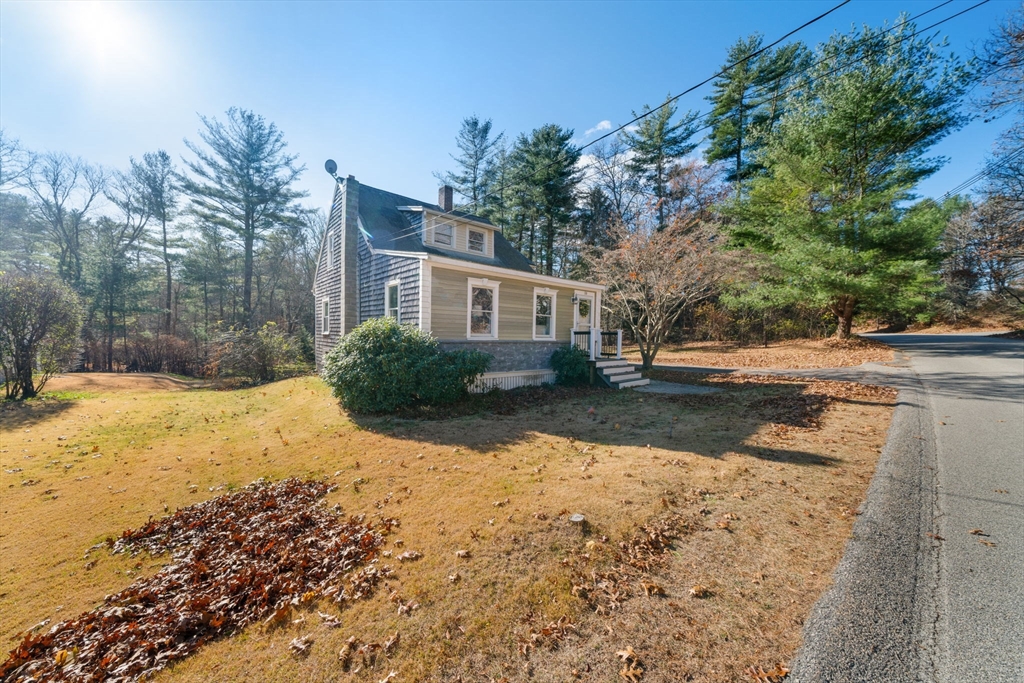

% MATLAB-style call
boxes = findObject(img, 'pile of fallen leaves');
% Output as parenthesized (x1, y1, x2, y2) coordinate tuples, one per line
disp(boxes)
(1, 478, 392, 681)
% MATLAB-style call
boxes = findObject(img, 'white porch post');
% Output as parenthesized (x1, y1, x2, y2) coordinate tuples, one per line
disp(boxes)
(616, 329, 622, 359)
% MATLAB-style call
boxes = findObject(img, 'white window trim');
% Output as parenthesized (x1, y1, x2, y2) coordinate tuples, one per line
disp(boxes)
(321, 298, 330, 336)
(532, 287, 557, 340)
(466, 277, 500, 340)
(468, 228, 486, 254)
(384, 279, 401, 322)
(327, 231, 337, 269)
(433, 220, 454, 246)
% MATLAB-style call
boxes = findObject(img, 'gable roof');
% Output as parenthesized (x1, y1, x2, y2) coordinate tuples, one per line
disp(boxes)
(357, 183, 535, 273)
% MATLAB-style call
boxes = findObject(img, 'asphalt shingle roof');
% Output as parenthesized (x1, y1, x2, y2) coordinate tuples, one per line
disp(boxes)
(358, 183, 535, 274)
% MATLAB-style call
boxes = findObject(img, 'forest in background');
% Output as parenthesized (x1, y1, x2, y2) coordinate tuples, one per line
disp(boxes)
(1, 8, 1021, 385)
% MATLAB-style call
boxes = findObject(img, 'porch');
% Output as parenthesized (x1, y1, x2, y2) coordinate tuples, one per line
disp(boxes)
(570, 328, 650, 389)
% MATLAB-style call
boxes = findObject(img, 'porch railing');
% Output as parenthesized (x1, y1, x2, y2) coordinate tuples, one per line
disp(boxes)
(571, 328, 623, 360)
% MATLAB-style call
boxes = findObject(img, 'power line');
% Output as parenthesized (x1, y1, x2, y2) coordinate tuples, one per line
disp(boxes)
(940, 144, 1024, 199)
(386, 0, 988, 246)
(378, 0, 854, 244)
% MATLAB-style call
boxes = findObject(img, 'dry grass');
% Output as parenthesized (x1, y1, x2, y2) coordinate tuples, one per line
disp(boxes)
(626, 337, 894, 370)
(1, 372, 896, 682)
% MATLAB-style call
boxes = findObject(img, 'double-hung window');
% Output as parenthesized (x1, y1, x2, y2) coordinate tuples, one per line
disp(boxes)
(434, 221, 453, 246)
(327, 232, 337, 269)
(468, 229, 485, 253)
(321, 299, 330, 335)
(467, 278, 499, 339)
(385, 281, 400, 321)
(533, 288, 556, 339)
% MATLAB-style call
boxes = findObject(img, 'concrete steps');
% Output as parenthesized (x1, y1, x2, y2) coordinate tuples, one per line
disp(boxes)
(593, 359, 650, 389)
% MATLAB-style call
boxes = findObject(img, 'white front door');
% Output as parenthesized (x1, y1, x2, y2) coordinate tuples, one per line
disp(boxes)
(574, 293, 595, 331)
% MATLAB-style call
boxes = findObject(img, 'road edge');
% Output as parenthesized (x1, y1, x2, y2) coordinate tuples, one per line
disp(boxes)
(788, 373, 942, 682)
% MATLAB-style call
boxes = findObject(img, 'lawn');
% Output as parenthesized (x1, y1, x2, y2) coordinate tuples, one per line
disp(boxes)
(0, 371, 895, 682)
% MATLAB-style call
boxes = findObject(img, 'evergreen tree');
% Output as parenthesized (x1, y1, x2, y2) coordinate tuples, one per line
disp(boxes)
(180, 108, 306, 328)
(621, 97, 699, 229)
(705, 35, 809, 195)
(507, 125, 581, 275)
(730, 18, 971, 338)
(437, 116, 504, 209)
(134, 151, 179, 335)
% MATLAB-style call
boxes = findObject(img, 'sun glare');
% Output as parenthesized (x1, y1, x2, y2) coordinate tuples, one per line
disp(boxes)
(50, 1, 165, 84)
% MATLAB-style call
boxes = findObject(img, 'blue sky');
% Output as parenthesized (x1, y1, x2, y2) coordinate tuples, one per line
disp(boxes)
(0, 0, 1018, 215)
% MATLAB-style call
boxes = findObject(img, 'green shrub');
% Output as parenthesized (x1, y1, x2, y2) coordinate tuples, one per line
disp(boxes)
(550, 345, 590, 386)
(321, 317, 490, 413)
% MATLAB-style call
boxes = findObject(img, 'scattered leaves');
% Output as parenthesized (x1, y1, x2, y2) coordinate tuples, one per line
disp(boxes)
(746, 663, 790, 682)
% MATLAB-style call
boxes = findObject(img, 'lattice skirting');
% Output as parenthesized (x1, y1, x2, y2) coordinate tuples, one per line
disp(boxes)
(469, 369, 557, 393)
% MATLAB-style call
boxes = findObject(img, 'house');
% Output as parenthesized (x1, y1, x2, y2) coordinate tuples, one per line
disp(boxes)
(312, 169, 648, 390)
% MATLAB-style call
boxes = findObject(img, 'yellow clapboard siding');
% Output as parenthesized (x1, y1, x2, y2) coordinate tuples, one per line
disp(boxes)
(430, 266, 583, 341)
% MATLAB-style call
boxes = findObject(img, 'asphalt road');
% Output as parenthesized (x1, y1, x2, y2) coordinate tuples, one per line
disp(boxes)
(787, 334, 1024, 682)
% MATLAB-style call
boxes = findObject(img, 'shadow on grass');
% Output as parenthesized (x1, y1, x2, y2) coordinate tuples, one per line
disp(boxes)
(1, 395, 78, 431)
(346, 373, 894, 468)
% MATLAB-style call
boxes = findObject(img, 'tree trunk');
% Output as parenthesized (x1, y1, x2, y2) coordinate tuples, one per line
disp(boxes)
(242, 230, 255, 328)
(16, 346, 36, 399)
(106, 293, 115, 372)
(832, 296, 856, 339)
(162, 218, 173, 335)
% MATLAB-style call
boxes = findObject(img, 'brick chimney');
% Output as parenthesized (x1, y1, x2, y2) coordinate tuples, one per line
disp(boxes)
(340, 175, 359, 336)
(439, 185, 453, 212)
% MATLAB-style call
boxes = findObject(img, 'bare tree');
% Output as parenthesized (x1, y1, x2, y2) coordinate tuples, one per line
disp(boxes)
(585, 139, 643, 225)
(587, 209, 724, 369)
(974, 5, 1023, 118)
(0, 129, 34, 191)
(27, 153, 106, 288)
(977, 196, 1024, 308)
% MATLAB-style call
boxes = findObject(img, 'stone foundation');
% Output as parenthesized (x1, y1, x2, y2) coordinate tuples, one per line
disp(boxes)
(438, 340, 564, 372)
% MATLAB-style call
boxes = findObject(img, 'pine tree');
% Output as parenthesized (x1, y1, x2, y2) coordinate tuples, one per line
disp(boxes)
(180, 108, 306, 328)
(506, 125, 581, 275)
(730, 19, 971, 338)
(621, 97, 699, 230)
(437, 116, 504, 209)
(705, 35, 809, 196)
(133, 151, 179, 335)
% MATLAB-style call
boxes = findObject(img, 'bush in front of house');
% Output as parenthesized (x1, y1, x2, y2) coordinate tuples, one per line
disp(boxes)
(550, 345, 590, 386)
(321, 317, 491, 413)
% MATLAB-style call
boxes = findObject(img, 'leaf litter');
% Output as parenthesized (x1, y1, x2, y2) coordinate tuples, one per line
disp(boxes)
(0, 478, 393, 681)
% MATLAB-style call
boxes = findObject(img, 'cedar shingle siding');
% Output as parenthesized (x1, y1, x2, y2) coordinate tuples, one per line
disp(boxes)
(313, 182, 346, 370)
(357, 235, 420, 325)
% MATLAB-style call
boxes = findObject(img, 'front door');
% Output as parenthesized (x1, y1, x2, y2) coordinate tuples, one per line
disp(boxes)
(574, 293, 594, 331)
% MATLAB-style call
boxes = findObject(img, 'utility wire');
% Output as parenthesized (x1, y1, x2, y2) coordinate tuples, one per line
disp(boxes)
(385, 0, 988, 246)
(377, 0, 854, 244)
(940, 144, 1024, 199)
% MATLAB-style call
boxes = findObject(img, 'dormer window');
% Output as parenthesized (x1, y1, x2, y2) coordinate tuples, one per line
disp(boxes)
(468, 229, 485, 253)
(434, 222, 453, 246)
